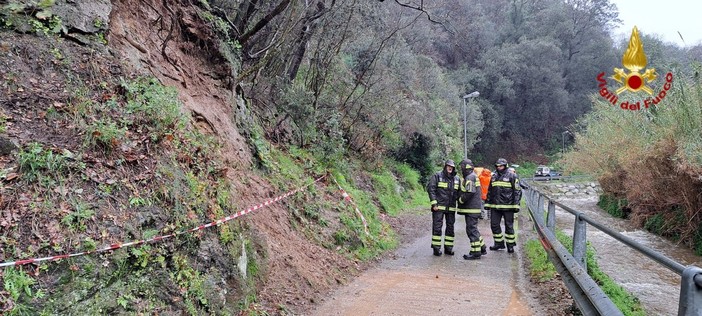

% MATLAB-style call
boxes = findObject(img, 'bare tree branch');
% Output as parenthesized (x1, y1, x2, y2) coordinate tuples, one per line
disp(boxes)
(238, 0, 292, 45)
(387, 0, 443, 24)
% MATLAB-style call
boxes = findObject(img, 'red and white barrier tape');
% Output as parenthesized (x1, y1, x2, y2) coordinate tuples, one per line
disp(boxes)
(332, 178, 370, 236)
(0, 175, 327, 268)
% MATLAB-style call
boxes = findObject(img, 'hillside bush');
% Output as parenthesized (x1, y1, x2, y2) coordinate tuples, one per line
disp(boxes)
(563, 71, 702, 251)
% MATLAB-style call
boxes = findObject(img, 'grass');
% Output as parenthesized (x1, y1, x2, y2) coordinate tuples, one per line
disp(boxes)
(268, 146, 307, 190)
(60, 200, 95, 232)
(2, 66, 434, 314)
(371, 161, 429, 215)
(171, 254, 209, 315)
(121, 77, 185, 141)
(6, 76, 242, 315)
(525, 238, 556, 282)
(515, 161, 538, 177)
(85, 118, 127, 150)
(371, 169, 403, 216)
(332, 170, 398, 260)
(18, 142, 67, 182)
(2, 267, 44, 316)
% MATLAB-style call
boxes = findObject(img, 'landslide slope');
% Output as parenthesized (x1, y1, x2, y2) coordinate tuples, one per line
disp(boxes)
(0, 1, 411, 314)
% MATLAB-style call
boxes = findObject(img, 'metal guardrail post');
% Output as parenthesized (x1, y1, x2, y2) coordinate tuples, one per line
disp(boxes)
(547, 200, 556, 232)
(536, 192, 546, 225)
(573, 213, 588, 273)
(678, 267, 702, 316)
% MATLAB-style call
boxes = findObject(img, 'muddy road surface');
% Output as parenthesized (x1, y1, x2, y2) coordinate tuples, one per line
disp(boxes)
(553, 195, 702, 316)
(311, 215, 536, 315)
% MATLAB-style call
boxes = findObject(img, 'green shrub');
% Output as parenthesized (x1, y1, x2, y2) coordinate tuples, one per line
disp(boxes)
(394, 163, 421, 191)
(18, 142, 67, 182)
(121, 77, 185, 140)
(516, 161, 538, 178)
(643, 214, 664, 235)
(85, 118, 127, 150)
(2, 267, 44, 315)
(693, 225, 702, 256)
(563, 74, 702, 253)
(332, 170, 398, 260)
(61, 200, 94, 232)
(393, 132, 434, 183)
(597, 194, 627, 218)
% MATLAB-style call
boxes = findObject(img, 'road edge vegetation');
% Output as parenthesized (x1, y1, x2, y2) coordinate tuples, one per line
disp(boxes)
(524, 229, 645, 316)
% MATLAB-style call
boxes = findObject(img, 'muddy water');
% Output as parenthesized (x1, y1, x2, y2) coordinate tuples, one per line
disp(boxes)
(552, 196, 702, 316)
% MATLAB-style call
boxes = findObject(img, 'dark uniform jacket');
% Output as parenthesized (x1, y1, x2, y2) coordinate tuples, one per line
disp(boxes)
(458, 171, 482, 214)
(427, 167, 459, 211)
(485, 170, 522, 211)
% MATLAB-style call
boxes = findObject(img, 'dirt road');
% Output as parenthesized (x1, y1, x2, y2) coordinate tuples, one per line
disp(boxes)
(311, 215, 535, 315)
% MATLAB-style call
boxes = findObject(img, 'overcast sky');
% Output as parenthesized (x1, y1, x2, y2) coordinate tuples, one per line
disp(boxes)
(610, 0, 702, 47)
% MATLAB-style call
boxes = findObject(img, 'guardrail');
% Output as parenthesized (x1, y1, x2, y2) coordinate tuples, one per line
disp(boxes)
(523, 180, 702, 316)
(523, 175, 593, 182)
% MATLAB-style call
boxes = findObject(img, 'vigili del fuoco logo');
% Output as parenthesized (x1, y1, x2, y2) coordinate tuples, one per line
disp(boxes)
(596, 26, 673, 111)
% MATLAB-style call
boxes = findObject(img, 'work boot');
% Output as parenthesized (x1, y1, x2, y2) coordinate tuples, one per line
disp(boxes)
(489, 242, 505, 251)
(507, 245, 515, 253)
(444, 247, 454, 256)
(433, 247, 442, 256)
(463, 253, 481, 260)
(481, 245, 487, 255)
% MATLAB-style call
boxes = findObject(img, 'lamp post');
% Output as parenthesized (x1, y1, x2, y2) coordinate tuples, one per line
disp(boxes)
(462, 91, 480, 159)
(562, 130, 572, 155)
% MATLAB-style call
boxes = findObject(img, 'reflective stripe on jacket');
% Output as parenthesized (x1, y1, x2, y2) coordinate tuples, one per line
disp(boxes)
(457, 172, 482, 214)
(485, 170, 522, 212)
(427, 168, 459, 210)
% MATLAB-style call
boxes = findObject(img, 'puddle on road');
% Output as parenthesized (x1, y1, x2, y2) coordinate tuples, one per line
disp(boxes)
(506, 252, 533, 316)
(551, 196, 702, 316)
(503, 289, 531, 316)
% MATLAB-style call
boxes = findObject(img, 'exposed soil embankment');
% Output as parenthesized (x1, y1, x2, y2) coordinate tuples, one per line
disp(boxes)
(0, 0, 403, 314)
(108, 1, 360, 310)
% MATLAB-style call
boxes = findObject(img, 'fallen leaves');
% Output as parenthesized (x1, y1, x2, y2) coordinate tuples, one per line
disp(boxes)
(2, 172, 19, 182)
(0, 208, 18, 228)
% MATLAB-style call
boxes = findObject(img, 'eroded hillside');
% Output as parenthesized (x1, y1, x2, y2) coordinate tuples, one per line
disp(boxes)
(0, 1, 425, 314)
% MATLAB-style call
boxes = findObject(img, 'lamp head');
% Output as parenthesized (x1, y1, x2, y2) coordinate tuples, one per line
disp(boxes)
(463, 91, 480, 99)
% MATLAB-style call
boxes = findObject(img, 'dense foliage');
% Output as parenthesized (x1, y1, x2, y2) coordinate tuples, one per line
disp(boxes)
(206, 0, 626, 168)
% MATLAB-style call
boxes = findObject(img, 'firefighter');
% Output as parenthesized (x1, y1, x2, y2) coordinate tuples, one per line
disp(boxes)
(457, 159, 487, 260)
(427, 159, 460, 256)
(484, 158, 522, 253)
(478, 167, 492, 220)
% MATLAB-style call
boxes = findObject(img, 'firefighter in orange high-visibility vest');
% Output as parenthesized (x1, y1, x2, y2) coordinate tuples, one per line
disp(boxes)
(427, 160, 460, 256)
(478, 167, 492, 219)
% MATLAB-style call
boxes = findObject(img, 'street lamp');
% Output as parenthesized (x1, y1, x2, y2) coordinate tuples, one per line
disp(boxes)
(462, 91, 480, 159)
(562, 130, 572, 155)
